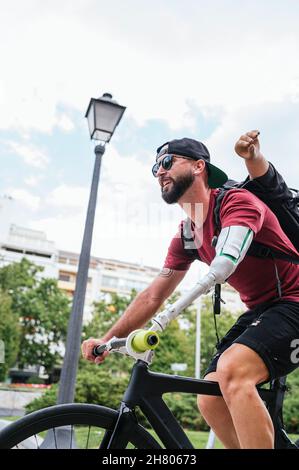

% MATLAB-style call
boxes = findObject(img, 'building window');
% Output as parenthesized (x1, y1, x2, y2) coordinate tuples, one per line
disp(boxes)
(101, 275, 119, 288)
(117, 278, 148, 292)
(59, 273, 71, 282)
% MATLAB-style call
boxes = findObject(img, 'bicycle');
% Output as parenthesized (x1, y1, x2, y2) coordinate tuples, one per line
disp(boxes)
(0, 278, 298, 450)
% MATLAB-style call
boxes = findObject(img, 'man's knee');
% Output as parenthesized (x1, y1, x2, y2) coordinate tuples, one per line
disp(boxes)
(197, 372, 224, 415)
(197, 393, 223, 415)
(216, 344, 269, 402)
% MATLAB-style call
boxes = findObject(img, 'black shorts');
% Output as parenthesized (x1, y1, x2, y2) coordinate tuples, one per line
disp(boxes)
(204, 300, 299, 381)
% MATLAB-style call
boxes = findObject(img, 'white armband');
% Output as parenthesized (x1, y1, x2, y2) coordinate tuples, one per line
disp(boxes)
(207, 226, 253, 284)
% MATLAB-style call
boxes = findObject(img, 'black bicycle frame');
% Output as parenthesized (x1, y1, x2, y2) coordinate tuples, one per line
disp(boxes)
(100, 360, 295, 449)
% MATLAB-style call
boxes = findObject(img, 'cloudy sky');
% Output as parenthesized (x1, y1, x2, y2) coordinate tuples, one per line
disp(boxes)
(1, 0, 299, 277)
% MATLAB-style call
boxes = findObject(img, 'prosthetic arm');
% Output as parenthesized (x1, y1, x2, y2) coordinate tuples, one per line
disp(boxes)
(94, 226, 254, 363)
(152, 225, 253, 332)
(209, 225, 253, 283)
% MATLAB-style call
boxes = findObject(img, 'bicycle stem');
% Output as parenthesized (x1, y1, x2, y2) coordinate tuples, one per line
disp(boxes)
(151, 272, 216, 332)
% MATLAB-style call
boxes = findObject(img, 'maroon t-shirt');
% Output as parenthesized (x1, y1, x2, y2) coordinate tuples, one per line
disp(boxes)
(164, 188, 299, 308)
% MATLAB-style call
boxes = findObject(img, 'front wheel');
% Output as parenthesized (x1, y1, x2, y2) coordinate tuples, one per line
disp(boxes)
(0, 403, 161, 449)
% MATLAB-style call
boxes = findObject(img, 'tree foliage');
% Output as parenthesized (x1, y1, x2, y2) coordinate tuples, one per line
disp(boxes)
(81, 291, 138, 376)
(285, 369, 299, 433)
(0, 290, 20, 381)
(0, 258, 70, 377)
(27, 288, 299, 432)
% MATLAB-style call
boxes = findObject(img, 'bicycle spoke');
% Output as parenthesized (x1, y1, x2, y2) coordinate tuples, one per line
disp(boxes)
(70, 424, 74, 449)
(34, 434, 39, 449)
(86, 426, 91, 449)
(53, 427, 58, 449)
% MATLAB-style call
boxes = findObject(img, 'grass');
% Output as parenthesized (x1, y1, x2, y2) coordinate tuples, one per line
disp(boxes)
(0, 416, 20, 422)
(147, 428, 224, 449)
(185, 430, 223, 448)
(71, 427, 225, 449)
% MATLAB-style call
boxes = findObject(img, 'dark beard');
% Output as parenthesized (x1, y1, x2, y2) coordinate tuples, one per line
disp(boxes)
(161, 172, 195, 204)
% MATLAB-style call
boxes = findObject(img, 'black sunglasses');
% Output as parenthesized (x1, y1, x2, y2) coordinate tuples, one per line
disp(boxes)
(152, 154, 196, 177)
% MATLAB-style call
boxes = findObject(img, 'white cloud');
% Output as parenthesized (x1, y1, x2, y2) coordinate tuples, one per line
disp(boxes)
(30, 213, 85, 254)
(206, 100, 299, 188)
(55, 113, 75, 132)
(5, 188, 40, 211)
(5, 141, 49, 169)
(2, 0, 299, 270)
(0, 1, 299, 133)
(47, 184, 89, 209)
(24, 175, 44, 187)
(27, 145, 183, 266)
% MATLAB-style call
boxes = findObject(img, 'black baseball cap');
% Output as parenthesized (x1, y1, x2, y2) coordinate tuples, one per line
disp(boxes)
(156, 137, 228, 189)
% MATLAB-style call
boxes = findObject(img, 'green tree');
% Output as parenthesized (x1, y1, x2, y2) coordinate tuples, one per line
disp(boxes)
(0, 258, 41, 293)
(150, 292, 196, 377)
(82, 290, 197, 377)
(28, 289, 238, 430)
(284, 369, 299, 433)
(27, 288, 299, 433)
(81, 289, 236, 381)
(0, 290, 20, 381)
(0, 258, 70, 376)
(17, 277, 70, 374)
(183, 296, 238, 377)
(81, 291, 137, 376)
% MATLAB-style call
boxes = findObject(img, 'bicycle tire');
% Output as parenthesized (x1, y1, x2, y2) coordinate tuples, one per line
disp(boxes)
(0, 403, 161, 449)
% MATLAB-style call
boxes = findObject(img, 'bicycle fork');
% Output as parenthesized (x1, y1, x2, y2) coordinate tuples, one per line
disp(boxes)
(100, 402, 138, 449)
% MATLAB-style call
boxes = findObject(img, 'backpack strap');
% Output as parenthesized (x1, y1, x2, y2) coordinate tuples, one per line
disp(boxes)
(247, 241, 299, 265)
(214, 180, 240, 235)
(181, 219, 201, 260)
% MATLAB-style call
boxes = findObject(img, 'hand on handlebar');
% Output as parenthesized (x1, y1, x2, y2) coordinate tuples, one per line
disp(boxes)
(81, 337, 109, 365)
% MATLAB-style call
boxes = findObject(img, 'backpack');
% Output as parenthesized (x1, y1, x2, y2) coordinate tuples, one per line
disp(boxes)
(182, 162, 299, 265)
(181, 163, 299, 313)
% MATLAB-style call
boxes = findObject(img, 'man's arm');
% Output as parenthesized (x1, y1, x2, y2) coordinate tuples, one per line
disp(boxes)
(148, 225, 255, 333)
(81, 268, 187, 363)
(102, 268, 187, 341)
(234, 130, 269, 179)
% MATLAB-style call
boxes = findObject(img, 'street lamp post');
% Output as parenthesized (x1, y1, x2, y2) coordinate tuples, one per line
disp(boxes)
(41, 93, 125, 448)
(58, 92, 126, 405)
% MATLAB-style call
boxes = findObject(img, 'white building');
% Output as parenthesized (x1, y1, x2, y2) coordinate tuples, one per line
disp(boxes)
(0, 225, 160, 322)
(57, 250, 160, 321)
(0, 224, 58, 279)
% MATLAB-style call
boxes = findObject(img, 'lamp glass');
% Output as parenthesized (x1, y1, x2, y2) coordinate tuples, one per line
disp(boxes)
(86, 102, 95, 139)
(86, 97, 125, 142)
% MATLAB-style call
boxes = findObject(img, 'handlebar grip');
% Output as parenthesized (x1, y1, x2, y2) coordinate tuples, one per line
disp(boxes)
(92, 338, 126, 357)
(92, 344, 107, 357)
(131, 330, 159, 353)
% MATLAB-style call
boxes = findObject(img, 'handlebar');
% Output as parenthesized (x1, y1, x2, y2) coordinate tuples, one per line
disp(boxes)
(92, 344, 107, 357)
(92, 338, 126, 357)
(92, 330, 160, 358)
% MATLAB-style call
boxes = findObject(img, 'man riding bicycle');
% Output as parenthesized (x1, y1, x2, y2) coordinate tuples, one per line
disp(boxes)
(82, 130, 299, 449)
